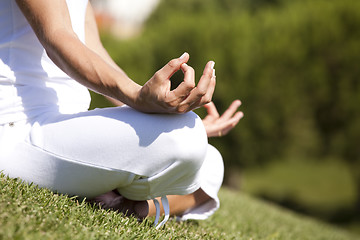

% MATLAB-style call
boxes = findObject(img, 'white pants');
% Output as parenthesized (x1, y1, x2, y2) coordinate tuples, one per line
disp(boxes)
(0, 106, 224, 219)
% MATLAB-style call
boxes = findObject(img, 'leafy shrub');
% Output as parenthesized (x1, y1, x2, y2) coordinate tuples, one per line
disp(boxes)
(101, 0, 360, 171)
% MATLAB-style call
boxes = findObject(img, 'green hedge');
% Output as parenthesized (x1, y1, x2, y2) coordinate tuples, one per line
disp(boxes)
(92, 0, 360, 226)
(100, 0, 360, 171)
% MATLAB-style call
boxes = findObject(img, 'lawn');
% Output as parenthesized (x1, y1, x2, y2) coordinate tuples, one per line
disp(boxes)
(1, 173, 358, 240)
(242, 159, 356, 212)
(241, 159, 360, 234)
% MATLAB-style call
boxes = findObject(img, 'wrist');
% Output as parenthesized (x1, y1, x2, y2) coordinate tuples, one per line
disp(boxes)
(115, 78, 142, 109)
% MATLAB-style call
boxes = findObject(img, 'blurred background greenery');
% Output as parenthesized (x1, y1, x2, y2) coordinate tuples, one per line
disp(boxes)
(89, 0, 360, 235)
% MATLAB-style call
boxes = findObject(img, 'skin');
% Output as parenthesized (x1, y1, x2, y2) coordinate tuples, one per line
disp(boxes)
(15, 0, 244, 218)
(203, 100, 244, 137)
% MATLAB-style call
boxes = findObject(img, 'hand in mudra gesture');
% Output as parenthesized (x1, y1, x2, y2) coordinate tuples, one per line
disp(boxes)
(202, 100, 243, 138)
(134, 53, 216, 114)
(130, 52, 243, 137)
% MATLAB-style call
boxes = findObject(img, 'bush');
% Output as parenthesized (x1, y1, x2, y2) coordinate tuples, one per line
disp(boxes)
(101, 0, 360, 169)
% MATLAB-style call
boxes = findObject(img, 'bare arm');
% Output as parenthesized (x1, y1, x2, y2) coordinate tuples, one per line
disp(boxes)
(84, 3, 127, 77)
(84, 2, 125, 106)
(16, 0, 139, 107)
(16, 0, 215, 114)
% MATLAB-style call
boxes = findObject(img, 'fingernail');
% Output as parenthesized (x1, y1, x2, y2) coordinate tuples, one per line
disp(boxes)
(179, 52, 188, 59)
(212, 69, 216, 78)
(210, 61, 215, 69)
(182, 63, 188, 67)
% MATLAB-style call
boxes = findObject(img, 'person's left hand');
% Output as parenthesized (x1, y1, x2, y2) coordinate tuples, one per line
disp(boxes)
(202, 100, 243, 138)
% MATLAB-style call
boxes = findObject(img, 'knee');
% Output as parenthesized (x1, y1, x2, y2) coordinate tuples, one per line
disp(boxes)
(201, 145, 224, 188)
(166, 112, 208, 172)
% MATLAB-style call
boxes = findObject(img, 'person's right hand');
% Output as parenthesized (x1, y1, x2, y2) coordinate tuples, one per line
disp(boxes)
(133, 53, 216, 114)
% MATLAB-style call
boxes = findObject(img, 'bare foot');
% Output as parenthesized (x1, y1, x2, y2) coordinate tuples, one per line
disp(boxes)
(88, 190, 149, 220)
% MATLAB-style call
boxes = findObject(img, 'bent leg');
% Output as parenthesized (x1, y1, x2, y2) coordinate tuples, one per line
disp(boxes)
(91, 144, 224, 219)
(147, 144, 224, 219)
(2, 106, 208, 200)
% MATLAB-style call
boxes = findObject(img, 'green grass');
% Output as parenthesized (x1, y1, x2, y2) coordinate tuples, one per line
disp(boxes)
(0, 173, 358, 240)
(242, 159, 356, 211)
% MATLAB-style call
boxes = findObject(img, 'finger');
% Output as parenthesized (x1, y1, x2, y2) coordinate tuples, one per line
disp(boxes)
(171, 63, 196, 99)
(220, 100, 242, 120)
(224, 111, 244, 132)
(217, 111, 244, 136)
(178, 61, 215, 111)
(157, 52, 190, 80)
(199, 71, 216, 106)
(227, 111, 244, 128)
(196, 61, 215, 98)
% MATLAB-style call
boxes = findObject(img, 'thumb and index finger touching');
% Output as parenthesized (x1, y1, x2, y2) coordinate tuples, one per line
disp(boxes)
(158, 52, 219, 112)
(156, 52, 194, 99)
(172, 53, 216, 104)
(162, 53, 244, 133)
(159, 52, 190, 80)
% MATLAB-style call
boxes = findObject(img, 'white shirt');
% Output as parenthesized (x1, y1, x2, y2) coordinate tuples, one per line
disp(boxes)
(0, 0, 91, 125)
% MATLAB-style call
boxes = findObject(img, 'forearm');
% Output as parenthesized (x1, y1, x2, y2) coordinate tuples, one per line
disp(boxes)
(84, 2, 125, 107)
(16, 0, 140, 108)
(16, 0, 216, 114)
(45, 30, 140, 105)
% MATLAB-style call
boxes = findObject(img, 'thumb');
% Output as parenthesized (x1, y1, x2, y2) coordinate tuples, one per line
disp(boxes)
(158, 52, 189, 79)
(204, 102, 220, 118)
